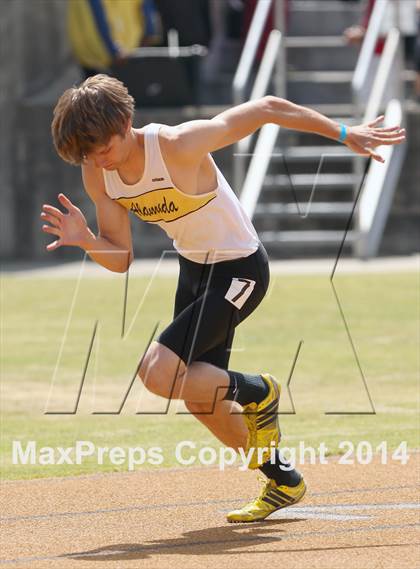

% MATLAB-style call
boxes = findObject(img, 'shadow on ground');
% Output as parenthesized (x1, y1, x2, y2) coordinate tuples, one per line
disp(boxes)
(64, 519, 305, 562)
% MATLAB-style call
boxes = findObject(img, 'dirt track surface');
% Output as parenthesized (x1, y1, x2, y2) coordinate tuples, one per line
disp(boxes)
(1, 454, 419, 568)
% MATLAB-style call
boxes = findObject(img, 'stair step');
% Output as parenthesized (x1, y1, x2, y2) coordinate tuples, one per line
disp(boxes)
(287, 82, 352, 105)
(288, 71, 354, 83)
(286, 38, 358, 71)
(290, 0, 361, 11)
(287, 70, 354, 106)
(285, 36, 346, 48)
(302, 103, 355, 117)
(274, 145, 353, 161)
(255, 202, 354, 217)
(288, 1, 363, 37)
(260, 230, 357, 245)
(264, 173, 357, 189)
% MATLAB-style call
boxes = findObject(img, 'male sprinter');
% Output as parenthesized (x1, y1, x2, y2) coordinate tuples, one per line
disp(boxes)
(43, 74, 405, 522)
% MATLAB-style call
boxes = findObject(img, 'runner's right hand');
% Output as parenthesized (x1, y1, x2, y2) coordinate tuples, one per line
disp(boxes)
(40, 193, 91, 251)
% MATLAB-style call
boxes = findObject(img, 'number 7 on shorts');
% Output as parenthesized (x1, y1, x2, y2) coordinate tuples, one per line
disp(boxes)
(225, 278, 256, 310)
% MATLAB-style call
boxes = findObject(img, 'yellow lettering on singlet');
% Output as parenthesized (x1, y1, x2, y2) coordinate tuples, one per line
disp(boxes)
(115, 187, 217, 223)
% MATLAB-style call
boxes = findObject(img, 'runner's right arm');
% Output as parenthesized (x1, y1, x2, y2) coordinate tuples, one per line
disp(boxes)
(41, 162, 133, 273)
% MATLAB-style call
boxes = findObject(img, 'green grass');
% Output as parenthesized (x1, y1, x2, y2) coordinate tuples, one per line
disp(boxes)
(1, 269, 418, 479)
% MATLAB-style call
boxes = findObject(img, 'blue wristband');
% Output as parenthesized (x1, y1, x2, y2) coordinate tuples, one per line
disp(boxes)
(338, 123, 348, 143)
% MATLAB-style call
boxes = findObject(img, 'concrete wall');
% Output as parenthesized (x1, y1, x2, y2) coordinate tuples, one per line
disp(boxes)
(0, 0, 70, 259)
(0, 3, 19, 258)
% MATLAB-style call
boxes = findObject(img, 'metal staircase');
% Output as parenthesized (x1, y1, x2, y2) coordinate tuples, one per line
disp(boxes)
(253, 0, 363, 257)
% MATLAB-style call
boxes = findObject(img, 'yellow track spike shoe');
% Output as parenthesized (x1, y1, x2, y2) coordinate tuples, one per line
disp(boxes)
(227, 476, 306, 523)
(242, 373, 281, 469)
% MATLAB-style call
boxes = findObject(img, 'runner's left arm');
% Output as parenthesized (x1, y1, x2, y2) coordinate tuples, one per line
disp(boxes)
(172, 96, 405, 163)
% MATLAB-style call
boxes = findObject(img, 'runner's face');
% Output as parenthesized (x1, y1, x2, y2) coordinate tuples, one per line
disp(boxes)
(88, 133, 128, 170)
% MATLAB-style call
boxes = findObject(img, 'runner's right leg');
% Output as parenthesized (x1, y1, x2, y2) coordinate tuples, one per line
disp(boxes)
(184, 399, 247, 450)
(138, 246, 279, 466)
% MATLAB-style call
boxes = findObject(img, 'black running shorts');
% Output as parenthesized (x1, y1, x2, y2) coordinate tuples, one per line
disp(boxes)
(157, 243, 270, 369)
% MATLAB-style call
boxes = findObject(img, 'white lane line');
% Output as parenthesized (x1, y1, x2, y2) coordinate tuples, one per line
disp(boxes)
(258, 502, 420, 522)
(220, 503, 420, 522)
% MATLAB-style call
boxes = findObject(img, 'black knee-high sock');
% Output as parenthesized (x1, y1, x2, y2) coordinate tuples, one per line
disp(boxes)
(223, 371, 269, 406)
(259, 450, 302, 487)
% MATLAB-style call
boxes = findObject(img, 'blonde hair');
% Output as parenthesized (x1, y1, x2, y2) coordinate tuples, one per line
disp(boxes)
(51, 74, 135, 165)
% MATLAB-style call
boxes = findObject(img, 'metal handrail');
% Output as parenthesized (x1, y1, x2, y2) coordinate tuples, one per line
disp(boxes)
(250, 30, 282, 102)
(355, 24, 406, 258)
(353, 26, 402, 198)
(363, 27, 402, 122)
(232, 0, 273, 106)
(240, 123, 280, 219)
(355, 99, 406, 258)
(352, 0, 389, 115)
(234, 29, 282, 193)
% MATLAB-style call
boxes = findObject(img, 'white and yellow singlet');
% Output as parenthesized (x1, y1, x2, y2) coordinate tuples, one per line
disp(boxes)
(102, 123, 260, 263)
